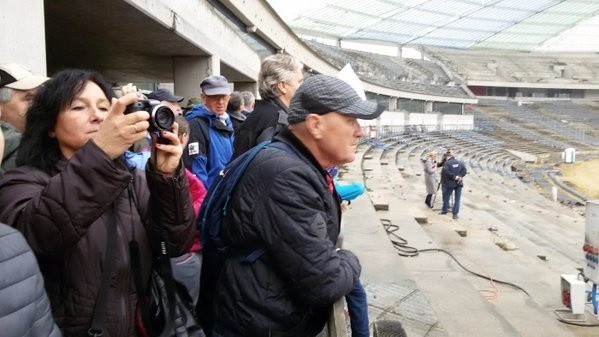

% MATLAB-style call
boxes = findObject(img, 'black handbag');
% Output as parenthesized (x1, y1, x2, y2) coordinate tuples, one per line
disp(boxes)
(131, 239, 205, 337)
(128, 184, 204, 337)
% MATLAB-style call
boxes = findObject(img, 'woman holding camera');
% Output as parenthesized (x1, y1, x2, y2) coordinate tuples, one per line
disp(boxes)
(0, 69, 195, 337)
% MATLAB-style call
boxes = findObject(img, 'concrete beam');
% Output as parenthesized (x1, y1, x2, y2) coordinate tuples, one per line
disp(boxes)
(218, 0, 339, 76)
(125, 0, 260, 81)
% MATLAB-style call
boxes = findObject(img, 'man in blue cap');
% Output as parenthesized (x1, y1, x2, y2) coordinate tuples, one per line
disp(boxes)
(182, 75, 234, 189)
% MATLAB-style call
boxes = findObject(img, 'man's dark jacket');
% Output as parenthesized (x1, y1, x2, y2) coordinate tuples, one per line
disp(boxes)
(214, 128, 361, 337)
(442, 156, 467, 188)
(232, 97, 288, 159)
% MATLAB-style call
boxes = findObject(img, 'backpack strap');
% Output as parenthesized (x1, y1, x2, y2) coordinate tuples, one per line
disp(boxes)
(200, 140, 272, 230)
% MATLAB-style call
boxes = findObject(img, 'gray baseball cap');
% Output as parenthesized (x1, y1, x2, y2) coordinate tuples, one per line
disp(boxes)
(200, 75, 232, 96)
(288, 74, 384, 124)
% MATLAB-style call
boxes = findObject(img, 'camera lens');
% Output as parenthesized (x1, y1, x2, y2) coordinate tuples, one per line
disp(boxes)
(150, 105, 175, 132)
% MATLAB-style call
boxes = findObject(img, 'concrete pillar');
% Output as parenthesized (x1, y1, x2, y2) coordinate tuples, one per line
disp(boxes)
(389, 97, 398, 111)
(174, 56, 220, 103)
(0, 0, 47, 75)
(425, 101, 434, 113)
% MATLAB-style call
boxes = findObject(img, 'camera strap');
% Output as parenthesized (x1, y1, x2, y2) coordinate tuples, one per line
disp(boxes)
(88, 203, 119, 337)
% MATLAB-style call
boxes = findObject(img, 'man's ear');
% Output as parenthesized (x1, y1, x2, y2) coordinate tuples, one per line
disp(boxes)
(277, 81, 287, 95)
(304, 114, 324, 139)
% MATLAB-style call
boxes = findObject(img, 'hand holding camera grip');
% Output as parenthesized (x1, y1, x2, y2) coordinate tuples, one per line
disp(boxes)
(93, 94, 150, 159)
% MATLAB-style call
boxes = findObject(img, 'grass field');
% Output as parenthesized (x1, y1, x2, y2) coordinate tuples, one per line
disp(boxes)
(557, 159, 599, 199)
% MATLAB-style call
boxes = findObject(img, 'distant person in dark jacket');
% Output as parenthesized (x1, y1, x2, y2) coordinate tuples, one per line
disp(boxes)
(441, 152, 468, 219)
(0, 223, 62, 337)
(208, 75, 384, 337)
(226, 91, 246, 132)
(239, 91, 254, 116)
(0, 69, 195, 337)
(232, 53, 303, 158)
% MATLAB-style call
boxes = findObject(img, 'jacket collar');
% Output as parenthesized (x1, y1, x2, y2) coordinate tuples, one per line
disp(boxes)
(264, 96, 289, 114)
(274, 128, 329, 179)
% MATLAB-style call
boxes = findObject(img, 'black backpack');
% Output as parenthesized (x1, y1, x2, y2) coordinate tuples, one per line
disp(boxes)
(196, 141, 295, 336)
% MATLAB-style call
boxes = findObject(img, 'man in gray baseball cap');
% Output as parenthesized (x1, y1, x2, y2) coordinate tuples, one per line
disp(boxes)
(182, 74, 234, 190)
(200, 75, 232, 96)
(205, 74, 383, 337)
(288, 74, 384, 124)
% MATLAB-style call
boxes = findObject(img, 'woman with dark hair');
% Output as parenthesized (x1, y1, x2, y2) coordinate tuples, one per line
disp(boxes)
(0, 69, 195, 336)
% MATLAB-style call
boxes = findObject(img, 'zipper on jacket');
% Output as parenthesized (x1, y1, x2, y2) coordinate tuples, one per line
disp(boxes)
(172, 175, 181, 230)
(170, 176, 181, 257)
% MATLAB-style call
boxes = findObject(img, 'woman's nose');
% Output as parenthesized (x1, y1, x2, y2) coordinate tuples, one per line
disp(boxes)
(92, 107, 106, 121)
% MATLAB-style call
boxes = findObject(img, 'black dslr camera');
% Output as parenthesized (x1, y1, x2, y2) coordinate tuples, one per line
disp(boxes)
(124, 99, 175, 132)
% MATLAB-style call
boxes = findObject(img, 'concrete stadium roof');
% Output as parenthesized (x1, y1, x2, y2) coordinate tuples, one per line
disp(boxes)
(267, 0, 599, 52)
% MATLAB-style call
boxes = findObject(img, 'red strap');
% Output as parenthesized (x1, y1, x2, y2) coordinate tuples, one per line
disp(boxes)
(326, 174, 335, 193)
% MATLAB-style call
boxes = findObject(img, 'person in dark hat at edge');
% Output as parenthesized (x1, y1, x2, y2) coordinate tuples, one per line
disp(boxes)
(202, 74, 384, 337)
(147, 88, 185, 116)
(124, 88, 185, 169)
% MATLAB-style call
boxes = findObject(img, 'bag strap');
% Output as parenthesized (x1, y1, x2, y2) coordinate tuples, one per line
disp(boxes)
(200, 141, 272, 230)
(88, 204, 119, 337)
(129, 179, 189, 337)
(155, 229, 179, 337)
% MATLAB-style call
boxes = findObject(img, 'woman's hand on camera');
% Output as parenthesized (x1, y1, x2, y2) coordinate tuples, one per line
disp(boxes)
(151, 122, 182, 177)
(94, 92, 150, 159)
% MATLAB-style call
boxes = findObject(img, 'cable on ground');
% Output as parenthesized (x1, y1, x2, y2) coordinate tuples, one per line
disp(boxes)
(380, 218, 530, 297)
(380, 218, 599, 326)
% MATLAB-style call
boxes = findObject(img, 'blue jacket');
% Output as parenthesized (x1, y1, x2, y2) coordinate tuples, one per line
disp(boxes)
(183, 105, 234, 189)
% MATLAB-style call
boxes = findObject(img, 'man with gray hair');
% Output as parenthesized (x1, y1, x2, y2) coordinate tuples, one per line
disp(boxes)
(205, 74, 384, 337)
(233, 53, 303, 158)
(0, 63, 48, 176)
(239, 91, 254, 116)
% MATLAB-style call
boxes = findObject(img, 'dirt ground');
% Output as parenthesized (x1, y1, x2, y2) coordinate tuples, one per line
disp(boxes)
(556, 159, 599, 199)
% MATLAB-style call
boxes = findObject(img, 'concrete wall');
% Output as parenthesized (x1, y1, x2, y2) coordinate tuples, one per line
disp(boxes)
(0, 0, 46, 75)
(409, 113, 440, 131)
(585, 90, 599, 100)
(441, 114, 474, 130)
(360, 112, 474, 132)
